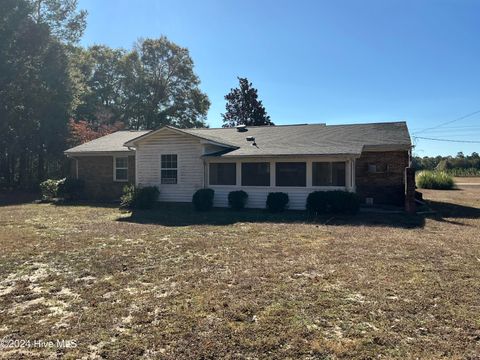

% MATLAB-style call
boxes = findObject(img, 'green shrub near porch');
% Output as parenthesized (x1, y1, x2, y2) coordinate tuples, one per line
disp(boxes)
(228, 190, 248, 210)
(192, 188, 215, 211)
(306, 190, 360, 215)
(266, 192, 289, 212)
(120, 185, 160, 210)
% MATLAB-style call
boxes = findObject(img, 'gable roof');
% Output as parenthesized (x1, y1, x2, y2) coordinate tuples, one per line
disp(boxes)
(123, 126, 239, 149)
(65, 122, 411, 157)
(64, 130, 149, 155)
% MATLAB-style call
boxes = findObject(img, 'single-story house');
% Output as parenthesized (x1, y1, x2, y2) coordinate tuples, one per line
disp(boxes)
(64, 121, 413, 209)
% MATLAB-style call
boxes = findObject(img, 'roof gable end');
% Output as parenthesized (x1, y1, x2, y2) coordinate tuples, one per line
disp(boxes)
(123, 126, 238, 149)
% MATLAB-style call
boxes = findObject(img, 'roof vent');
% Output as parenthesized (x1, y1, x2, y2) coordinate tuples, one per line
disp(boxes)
(236, 124, 247, 132)
(246, 136, 257, 146)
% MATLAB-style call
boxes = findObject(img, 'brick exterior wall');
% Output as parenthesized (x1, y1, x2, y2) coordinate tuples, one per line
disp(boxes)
(355, 150, 409, 205)
(72, 155, 135, 201)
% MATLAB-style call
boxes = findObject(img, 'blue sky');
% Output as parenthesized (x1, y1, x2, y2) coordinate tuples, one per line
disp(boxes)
(78, 0, 480, 156)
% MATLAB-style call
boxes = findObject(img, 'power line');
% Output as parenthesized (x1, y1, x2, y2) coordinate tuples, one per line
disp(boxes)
(411, 125, 480, 131)
(412, 109, 480, 134)
(413, 136, 480, 144)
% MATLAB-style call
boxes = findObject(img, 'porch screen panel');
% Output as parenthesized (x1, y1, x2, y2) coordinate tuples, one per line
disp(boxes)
(209, 163, 236, 185)
(312, 162, 330, 186)
(275, 162, 306, 187)
(331, 162, 346, 186)
(312, 161, 346, 186)
(241, 162, 270, 186)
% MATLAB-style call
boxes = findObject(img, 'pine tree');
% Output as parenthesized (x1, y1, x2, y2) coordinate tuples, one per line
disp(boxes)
(222, 77, 273, 127)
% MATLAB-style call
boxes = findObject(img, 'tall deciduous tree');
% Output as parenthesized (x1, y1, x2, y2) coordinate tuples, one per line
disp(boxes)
(28, 0, 87, 43)
(67, 119, 124, 147)
(222, 77, 273, 128)
(0, 0, 74, 186)
(72, 45, 125, 124)
(121, 37, 210, 129)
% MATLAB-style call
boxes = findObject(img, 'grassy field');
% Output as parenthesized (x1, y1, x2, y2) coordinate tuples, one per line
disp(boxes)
(0, 187, 479, 359)
(454, 176, 480, 185)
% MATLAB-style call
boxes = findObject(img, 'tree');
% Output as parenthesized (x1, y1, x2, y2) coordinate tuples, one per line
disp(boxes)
(222, 77, 273, 128)
(67, 119, 124, 147)
(0, 0, 73, 187)
(28, 0, 87, 43)
(72, 45, 126, 125)
(121, 37, 210, 129)
(436, 159, 451, 171)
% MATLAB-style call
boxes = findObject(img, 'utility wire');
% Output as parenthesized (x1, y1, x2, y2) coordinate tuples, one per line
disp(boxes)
(413, 136, 480, 144)
(412, 109, 480, 134)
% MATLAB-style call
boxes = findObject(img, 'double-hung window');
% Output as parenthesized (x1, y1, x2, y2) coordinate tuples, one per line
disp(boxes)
(114, 156, 128, 182)
(161, 154, 178, 184)
(312, 161, 346, 186)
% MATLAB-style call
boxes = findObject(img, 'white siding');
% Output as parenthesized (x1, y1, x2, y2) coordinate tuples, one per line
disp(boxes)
(136, 130, 204, 202)
(211, 186, 327, 210)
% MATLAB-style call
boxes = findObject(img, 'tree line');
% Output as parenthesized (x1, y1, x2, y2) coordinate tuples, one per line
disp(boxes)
(0, 0, 272, 189)
(413, 152, 480, 175)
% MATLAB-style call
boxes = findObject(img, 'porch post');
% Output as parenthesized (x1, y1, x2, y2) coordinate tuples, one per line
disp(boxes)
(236, 160, 241, 187)
(350, 159, 356, 192)
(345, 160, 351, 190)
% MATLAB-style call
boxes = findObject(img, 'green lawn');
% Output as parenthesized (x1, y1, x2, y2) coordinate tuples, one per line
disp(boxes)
(0, 188, 479, 359)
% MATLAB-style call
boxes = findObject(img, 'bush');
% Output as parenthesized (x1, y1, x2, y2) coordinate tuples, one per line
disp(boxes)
(306, 191, 360, 215)
(120, 185, 136, 209)
(416, 170, 454, 190)
(58, 178, 85, 201)
(266, 192, 289, 212)
(120, 185, 159, 210)
(327, 191, 360, 214)
(40, 178, 64, 201)
(228, 190, 248, 210)
(305, 191, 329, 214)
(192, 188, 215, 211)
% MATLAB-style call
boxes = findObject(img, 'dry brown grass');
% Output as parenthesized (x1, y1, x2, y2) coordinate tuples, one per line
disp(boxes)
(0, 187, 479, 359)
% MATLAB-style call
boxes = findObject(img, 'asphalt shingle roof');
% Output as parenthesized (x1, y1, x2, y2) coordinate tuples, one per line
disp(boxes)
(64, 130, 150, 154)
(182, 122, 411, 156)
(65, 122, 411, 156)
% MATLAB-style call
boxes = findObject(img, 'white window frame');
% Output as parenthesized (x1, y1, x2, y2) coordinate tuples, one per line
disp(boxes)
(160, 154, 178, 185)
(113, 156, 129, 182)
